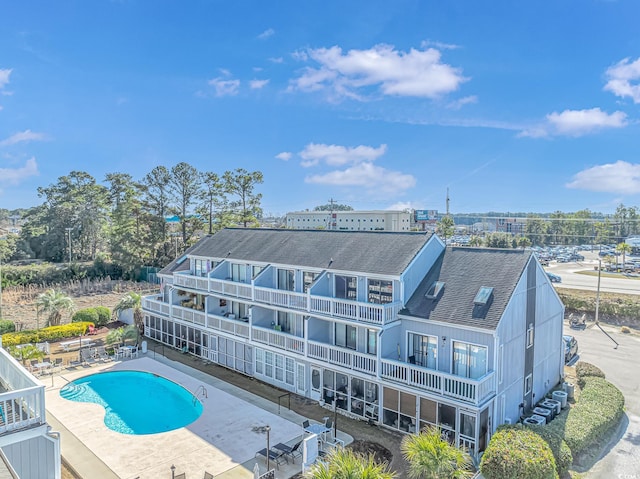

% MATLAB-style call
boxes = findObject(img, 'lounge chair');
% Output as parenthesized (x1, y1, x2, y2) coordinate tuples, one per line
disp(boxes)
(80, 348, 98, 366)
(95, 346, 111, 362)
(87, 325, 98, 335)
(255, 448, 287, 469)
(272, 440, 303, 463)
(302, 419, 310, 430)
(174, 474, 186, 479)
(52, 358, 64, 372)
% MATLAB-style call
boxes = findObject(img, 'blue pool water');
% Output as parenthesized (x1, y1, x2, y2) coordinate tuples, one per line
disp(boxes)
(60, 371, 203, 435)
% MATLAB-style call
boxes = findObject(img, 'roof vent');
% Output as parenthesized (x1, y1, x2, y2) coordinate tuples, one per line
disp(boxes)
(474, 286, 493, 305)
(425, 281, 445, 299)
(175, 255, 188, 265)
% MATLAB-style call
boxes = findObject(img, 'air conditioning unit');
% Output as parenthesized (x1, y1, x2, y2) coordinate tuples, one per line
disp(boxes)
(503, 417, 512, 425)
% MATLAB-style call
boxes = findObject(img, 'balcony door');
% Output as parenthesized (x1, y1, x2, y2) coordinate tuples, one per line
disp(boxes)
(335, 275, 357, 300)
(452, 341, 487, 379)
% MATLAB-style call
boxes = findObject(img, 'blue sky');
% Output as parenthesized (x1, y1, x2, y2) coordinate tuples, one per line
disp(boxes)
(1, 1, 640, 215)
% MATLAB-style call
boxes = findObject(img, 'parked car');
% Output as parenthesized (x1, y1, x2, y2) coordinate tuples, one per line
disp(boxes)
(563, 335, 578, 363)
(547, 272, 562, 283)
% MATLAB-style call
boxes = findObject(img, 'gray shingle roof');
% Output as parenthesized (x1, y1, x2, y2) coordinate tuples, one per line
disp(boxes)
(402, 247, 533, 330)
(162, 228, 432, 276)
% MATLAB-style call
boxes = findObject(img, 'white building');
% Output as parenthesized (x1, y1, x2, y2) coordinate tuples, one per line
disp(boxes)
(286, 210, 412, 231)
(143, 228, 564, 460)
(0, 346, 61, 479)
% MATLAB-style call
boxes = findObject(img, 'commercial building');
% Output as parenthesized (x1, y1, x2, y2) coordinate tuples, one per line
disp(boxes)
(286, 210, 412, 231)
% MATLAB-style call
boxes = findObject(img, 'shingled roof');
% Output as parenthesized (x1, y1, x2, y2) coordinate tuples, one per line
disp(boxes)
(402, 247, 533, 330)
(161, 228, 432, 276)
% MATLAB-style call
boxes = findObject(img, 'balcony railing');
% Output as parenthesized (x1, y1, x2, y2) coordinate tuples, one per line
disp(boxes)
(174, 272, 210, 291)
(307, 340, 377, 375)
(143, 296, 171, 316)
(254, 287, 308, 311)
(252, 326, 305, 354)
(309, 296, 401, 325)
(380, 359, 496, 405)
(210, 278, 253, 300)
(206, 313, 250, 339)
(172, 305, 206, 326)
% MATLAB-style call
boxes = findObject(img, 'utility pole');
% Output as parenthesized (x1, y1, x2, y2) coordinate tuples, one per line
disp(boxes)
(328, 197, 336, 231)
(446, 188, 450, 216)
(65, 227, 73, 265)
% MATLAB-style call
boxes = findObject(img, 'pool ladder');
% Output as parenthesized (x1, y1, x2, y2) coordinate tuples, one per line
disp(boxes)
(193, 385, 208, 405)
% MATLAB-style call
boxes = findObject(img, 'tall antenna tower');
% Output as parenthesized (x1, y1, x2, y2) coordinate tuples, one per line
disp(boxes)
(446, 188, 450, 216)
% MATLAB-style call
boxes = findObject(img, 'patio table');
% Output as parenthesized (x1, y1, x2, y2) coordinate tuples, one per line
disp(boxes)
(304, 423, 331, 442)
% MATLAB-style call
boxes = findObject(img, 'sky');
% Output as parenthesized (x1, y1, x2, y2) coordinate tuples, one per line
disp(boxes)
(1, 1, 640, 216)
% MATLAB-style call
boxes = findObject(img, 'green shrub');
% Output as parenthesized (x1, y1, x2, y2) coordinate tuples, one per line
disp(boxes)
(575, 361, 605, 388)
(528, 425, 573, 477)
(563, 377, 624, 455)
(72, 308, 99, 324)
(1, 322, 94, 346)
(481, 425, 558, 479)
(0, 319, 16, 335)
(94, 306, 111, 327)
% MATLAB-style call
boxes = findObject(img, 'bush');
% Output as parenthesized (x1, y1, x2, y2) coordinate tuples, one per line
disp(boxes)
(72, 308, 99, 324)
(575, 361, 605, 388)
(563, 377, 624, 455)
(481, 425, 558, 479)
(0, 319, 16, 335)
(1, 322, 94, 346)
(94, 306, 111, 327)
(528, 425, 573, 477)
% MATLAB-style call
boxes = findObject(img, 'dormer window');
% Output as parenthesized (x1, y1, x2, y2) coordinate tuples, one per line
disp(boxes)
(474, 286, 493, 305)
(425, 281, 445, 299)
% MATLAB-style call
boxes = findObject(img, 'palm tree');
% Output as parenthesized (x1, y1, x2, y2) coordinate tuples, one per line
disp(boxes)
(304, 447, 396, 479)
(105, 325, 139, 348)
(112, 292, 143, 329)
(7, 344, 44, 366)
(401, 426, 474, 479)
(35, 289, 75, 326)
(616, 242, 632, 266)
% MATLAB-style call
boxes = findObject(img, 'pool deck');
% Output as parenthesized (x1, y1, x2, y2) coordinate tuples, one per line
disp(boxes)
(45, 353, 352, 479)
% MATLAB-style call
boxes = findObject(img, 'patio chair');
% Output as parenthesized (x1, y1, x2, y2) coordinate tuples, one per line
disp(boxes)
(255, 448, 287, 469)
(302, 419, 310, 430)
(87, 325, 98, 335)
(29, 359, 39, 373)
(174, 474, 186, 479)
(274, 440, 303, 464)
(95, 346, 110, 362)
(80, 348, 98, 366)
(53, 358, 64, 372)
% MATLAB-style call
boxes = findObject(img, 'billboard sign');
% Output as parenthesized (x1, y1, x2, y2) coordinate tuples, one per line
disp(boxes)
(415, 210, 438, 221)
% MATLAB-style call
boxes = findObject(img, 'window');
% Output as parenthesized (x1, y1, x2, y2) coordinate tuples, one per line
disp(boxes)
(230, 301, 249, 320)
(367, 329, 377, 354)
(303, 271, 319, 293)
(453, 341, 487, 379)
(335, 275, 357, 300)
(368, 279, 393, 304)
(474, 287, 493, 305)
(524, 374, 532, 395)
(409, 333, 438, 369)
(277, 268, 295, 291)
(231, 263, 246, 282)
(277, 311, 296, 334)
(335, 323, 357, 350)
(252, 265, 264, 278)
(425, 281, 445, 299)
(526, 323, 534, 348)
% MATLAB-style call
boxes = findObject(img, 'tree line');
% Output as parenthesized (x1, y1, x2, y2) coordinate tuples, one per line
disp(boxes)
(0, 164, 263, 278)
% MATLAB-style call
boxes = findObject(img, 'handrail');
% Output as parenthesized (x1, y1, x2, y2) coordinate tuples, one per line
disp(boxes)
(193, 385, 208, 405)
(278, 392, 291, 415)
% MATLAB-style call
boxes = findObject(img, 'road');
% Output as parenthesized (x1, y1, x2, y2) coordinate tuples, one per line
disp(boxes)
(545, 252, 640, 295)
(564, 323, 640, 478)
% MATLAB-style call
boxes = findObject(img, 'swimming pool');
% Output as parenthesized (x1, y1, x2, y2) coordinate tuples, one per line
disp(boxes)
(60, 370, 203, 435)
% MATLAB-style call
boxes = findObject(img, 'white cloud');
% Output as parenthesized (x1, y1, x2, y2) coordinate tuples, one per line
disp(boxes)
(269, 57, 284, 64)
(519, 108, 627, 138)
(250, 79, 269, 89)
(0, 69, 11, 89)
(275, 152, 292, 161)
(258, 28, 275, 40)
(299, 143, 387, 167)
(289, 44, 467, 101)
(208, 77, 240, 97)
(0, 129, 48, 146)
(604, 57, 640, 103)
(305, 162, 416, 195)
(386, 201, 417, 211)
(567, 161, 640, 194)
(447, 95, 478, 110)
(421, 40, 460, 50)
(0, 157, 39, 184)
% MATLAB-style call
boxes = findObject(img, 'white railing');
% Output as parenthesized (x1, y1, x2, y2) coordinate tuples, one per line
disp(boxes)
(174, 273, 210, 292)
(309, 296, 401, 325)
(172, 305, 206, 326)
(380, 359, 496, 404)
(143, 296, 171, 316)
(210, 278, 253, 300)
(307, 340, 377, 374)
(251, 327, 305, 354)
(217, 317, 250, 338)
(0, 386, 46, 434)
(254, 287, 308, 311)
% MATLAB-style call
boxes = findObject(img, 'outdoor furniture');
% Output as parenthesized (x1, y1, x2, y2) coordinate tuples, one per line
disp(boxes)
(174, 474, 186, 479)
(52, 358, 64, 372)
(304, 423, 331, 443)
(255, 448, 287, 469)
(95, 346, 111, 362)
(60, 339, 95, 352)
(87, 325, 98, 335)
(302, 419, 310, 430)
(80, 348, 98, 366)
(29, 360, 39, 372)
(203, 472, 214, 479)
(272, 440, 303, 464)
(33, 361, 52, 375)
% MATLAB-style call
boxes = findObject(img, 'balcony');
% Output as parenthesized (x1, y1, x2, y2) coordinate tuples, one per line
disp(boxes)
(380, 359, 496, 405)
(254, 286, 308, 311)
(209, 278, 252, 300)
(309, 296, 401, 325)
(307, 340, 377, 375)
(252, 326, 305, 355)
(0, 349, 47, 434)
(174, 272, 210, 291)
(143, 296, 171, 316)
(206, 313, 250, 339)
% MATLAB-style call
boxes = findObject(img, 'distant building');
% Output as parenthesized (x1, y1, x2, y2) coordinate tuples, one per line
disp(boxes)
(496, 218, 525, 235)
(286, 210, 411, 232)
(625, 236, 640, 254)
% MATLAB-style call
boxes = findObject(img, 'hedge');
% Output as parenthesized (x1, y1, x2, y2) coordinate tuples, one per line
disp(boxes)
(575, 361, 605, 389)
(1, 322, 95, 346)
(480, 425, 558, 479)
(563, 376, 625, 455)
(72, 308, 99, 324)
(0, 319, 15, 335)
(528, 425, 573, 478)
(94, 306, 111, 326)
